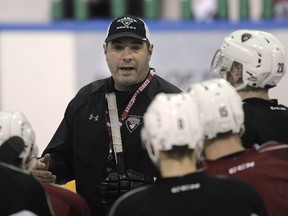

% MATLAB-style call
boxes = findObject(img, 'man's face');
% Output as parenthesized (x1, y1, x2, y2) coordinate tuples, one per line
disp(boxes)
(226, 61, 243, 88)
(104, 37, 153, 91)
(220, 61, 243, 88)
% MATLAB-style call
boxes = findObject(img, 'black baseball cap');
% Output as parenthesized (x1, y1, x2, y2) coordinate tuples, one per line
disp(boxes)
(105, 15, 151, 43)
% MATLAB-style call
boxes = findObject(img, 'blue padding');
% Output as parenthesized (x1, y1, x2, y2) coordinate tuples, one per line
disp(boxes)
(0, 19, 287, 31)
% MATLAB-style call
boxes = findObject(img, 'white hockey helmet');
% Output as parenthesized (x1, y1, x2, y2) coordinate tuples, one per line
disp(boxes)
(141, 93, 203, 164)
(187, 78, 244, 139)
(210, 29, 287, 90)
(0, 111, 37, 170)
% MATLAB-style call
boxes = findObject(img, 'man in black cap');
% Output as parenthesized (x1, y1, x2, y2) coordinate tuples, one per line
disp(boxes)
(32, 15, 181, 216)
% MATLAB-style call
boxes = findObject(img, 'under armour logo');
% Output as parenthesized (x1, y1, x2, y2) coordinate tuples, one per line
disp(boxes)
(89, 114, 99, 121)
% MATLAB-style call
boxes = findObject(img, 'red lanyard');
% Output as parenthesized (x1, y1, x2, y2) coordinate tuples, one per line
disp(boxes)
(119, 68, 155, 123)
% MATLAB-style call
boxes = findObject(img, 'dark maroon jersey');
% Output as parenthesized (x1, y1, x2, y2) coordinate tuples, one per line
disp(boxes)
(43, 183, 91, 216)
(204, 142, 288, 216)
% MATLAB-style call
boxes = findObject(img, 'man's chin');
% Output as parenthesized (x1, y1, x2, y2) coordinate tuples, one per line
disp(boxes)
(119, 69, 135, 75)
(116, 79, 137, 89)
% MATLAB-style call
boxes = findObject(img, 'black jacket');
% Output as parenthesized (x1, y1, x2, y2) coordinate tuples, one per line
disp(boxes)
(241, 98, 288, 148)
(42, 71, 181, 215)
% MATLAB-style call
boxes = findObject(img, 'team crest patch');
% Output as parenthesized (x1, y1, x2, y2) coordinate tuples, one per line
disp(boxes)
(125, 115, 143, 133)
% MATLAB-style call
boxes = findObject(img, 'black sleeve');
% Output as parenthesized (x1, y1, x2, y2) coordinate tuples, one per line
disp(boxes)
(43, 116, 74, 184)
(42, 85, 91, 184)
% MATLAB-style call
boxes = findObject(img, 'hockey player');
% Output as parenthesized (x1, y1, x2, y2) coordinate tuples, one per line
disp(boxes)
(0, 111, 91, 216)
(188, 78, 288, 216)
(210, 29, 288, 148)
(0, 111, 54, 216)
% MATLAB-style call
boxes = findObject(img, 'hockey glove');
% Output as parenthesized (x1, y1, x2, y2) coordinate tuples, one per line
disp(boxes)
(100, 169, 154, 208)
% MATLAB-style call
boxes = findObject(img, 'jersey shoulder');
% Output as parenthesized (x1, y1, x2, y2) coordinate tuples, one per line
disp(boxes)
(108, 185, 152, 216)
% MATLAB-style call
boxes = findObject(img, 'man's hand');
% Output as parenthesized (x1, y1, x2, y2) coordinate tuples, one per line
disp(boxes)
(31, 153, 57, 183)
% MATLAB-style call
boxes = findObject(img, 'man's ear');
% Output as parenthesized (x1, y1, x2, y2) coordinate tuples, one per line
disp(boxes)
(148, 44, 153, 60)
(103, 43, 107, 55)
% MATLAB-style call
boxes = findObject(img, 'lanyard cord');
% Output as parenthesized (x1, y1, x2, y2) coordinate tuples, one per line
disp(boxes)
(119, 69, 155, 123)
(106, 69, 155, 172)
(106, 92, 124, 172)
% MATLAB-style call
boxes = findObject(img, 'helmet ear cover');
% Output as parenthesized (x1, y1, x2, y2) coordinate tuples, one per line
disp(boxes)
(142, 93, 203, 164)
(211, 30, 287, 90)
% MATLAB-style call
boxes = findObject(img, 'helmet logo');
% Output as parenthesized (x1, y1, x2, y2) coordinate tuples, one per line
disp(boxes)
(241, 33, 252, 42)
(247, 71, 257, 82)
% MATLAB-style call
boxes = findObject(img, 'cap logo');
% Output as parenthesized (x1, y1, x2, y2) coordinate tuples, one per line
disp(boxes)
(105, 15, 149, 43)
(117, 17, 137, 30)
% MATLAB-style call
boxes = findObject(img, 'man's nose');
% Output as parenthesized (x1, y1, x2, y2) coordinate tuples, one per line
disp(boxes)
(122, 48, 133, 61)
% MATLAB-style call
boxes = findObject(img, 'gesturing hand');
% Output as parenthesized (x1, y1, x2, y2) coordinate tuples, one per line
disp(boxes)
(31, 153, 57, 183)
